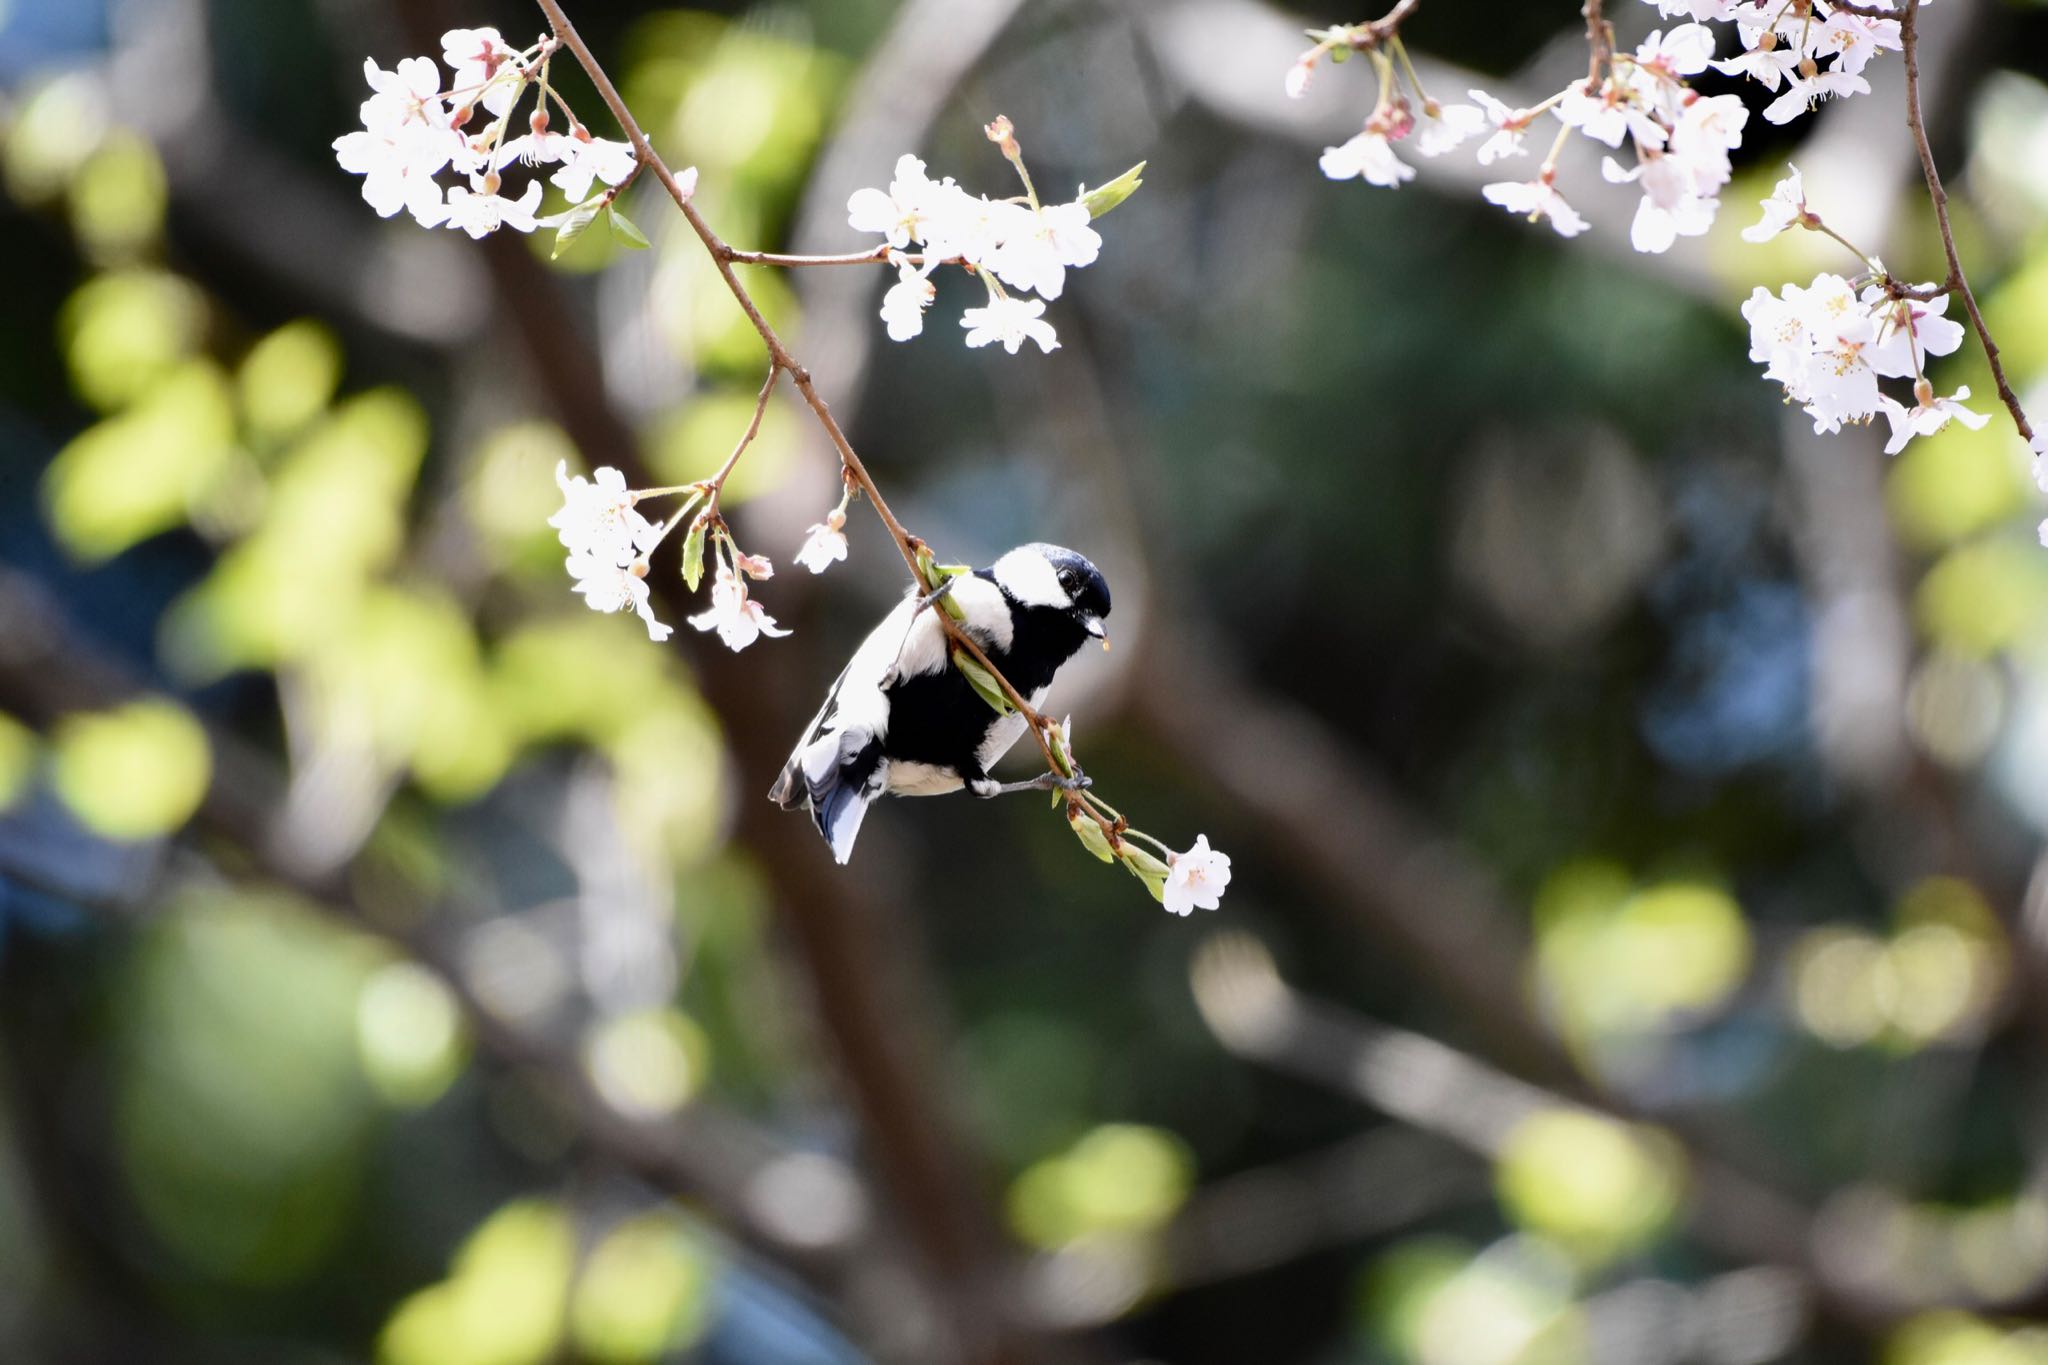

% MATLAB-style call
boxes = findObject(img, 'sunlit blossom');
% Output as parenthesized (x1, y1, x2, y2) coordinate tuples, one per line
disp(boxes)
(1163, 835, 1233, 916)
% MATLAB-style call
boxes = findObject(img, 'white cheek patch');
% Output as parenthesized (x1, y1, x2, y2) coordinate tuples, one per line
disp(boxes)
(991, 548, 1069, 609)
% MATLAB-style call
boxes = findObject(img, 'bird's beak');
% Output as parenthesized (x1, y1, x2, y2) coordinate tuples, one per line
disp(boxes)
(1083, 614, 1110, 648)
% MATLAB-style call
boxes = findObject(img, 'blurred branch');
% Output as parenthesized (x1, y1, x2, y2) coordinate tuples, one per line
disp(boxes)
(1022, 1127, 1483, 1331)
(0, 569, 891, 1343)
(1189, 931, 1868, 1338)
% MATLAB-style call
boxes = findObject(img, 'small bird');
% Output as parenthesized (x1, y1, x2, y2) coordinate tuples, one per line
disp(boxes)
(769, 543, 1112, 863)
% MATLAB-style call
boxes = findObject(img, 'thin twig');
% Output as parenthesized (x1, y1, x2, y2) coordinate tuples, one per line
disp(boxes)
(1891, 0, 2035, 443)
(704, 361, 782, 520)
(722, 244, 894, 267)
(530, 0, 1070, 783)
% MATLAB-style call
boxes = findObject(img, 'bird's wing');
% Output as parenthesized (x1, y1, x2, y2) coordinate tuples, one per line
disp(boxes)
(769, 581, 1011, 861)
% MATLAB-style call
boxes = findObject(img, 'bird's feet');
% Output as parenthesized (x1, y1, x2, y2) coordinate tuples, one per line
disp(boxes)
(911, 576, 959, 618)
(972, 770, 1092, 798)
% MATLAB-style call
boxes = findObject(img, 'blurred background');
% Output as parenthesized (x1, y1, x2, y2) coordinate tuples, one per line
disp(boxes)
(3, 0, 2048, 1361)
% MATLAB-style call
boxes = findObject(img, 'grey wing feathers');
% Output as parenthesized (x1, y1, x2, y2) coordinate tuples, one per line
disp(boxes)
(769, 598, 929, 862)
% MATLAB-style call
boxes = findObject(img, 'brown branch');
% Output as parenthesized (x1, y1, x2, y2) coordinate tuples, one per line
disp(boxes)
(529, 0, 1070, 785)
(1893, 0, 2035, 443)
(1345, 0, 1424, 49)
(1582, 0, 1612, 89)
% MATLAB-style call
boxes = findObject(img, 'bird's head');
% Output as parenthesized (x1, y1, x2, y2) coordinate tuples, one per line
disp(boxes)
(991, 543, 1113, 643)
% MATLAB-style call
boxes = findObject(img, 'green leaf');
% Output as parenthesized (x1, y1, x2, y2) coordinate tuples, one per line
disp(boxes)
(1069, 810, 1116, 863)
(952, 649, 1015, 716)
(680, 520, 707, 592)
(1078, 161, 1145, 220)
(1118, 844, 1169, 903)
(550, 197, 605, 260)
(607, 205, 651, 249)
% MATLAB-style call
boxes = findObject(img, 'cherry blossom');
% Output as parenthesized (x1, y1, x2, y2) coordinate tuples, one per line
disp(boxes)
(1714, 43, 1801, 92)
(1764, 69, 1872, 125)
(985, 201, 1100, 301)
(360, 56, 447, 136)
(1481, 175, 1589, 237)
(333, 121, 454, 227)
(1285, 53, 1318, 100)
(441, 27, 519, 117)
(690, 565, 791, 652)
(1878, 385, 1989, 455)
(795, 510, 849, 574)
(443, 181, 543, 239)
(1558, 81, 1668, 151)
(565, 550, 672, 642)
(1864, 287, 1966, 378)
(1163, 835, 1233, 916)
(1742, 166, 1810, 242)
(1469, 90, 1533, 165)
(1415, 101, 1486, 157)
(548, 462, 653, 563)
(846, 154, 946, 250)
(961, 297, 1059, 355)
(549, 133, 638, 201)
(880, 254, 935, 341)
(1319, 128, 1414, 187)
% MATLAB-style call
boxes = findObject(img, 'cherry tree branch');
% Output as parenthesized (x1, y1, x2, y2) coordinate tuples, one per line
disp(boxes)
(1889, 0, 2035, 444)
(530, 0, 1071, 785)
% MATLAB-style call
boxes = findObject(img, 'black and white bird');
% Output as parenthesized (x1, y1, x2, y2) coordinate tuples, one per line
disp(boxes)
(769, 543, 1112, 863)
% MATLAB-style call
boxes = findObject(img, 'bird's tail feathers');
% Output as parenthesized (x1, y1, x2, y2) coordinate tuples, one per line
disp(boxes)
(767, 762, 803, 809)
(813, 777, 875, 865)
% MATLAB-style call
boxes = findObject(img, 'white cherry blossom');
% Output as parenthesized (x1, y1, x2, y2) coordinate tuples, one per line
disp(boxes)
(1714, 44, 1802, 91)
(1415, 101, 1486, 157)
(1877, 386, 1988, 455)
(566, 551, 672, 642)
(847, 154, 946, 250)
(1820, 12, 1901, 75)
(1742, 165, 1810, 242)
(985, 200, 1100, 301)
(1864, 287, 1966, 378)
(1482, 176, 1589, 237)
(443, 180, 543, 238)
(1469, 90, 1533, 164)
(441, 27, 520, 117)
(1765, 69, 1873, 125)
(880, 254, 935, 341)
(690, 565, 791, 652)
(1602, 155, 1715, 253)
(961, 296, 1059, 354)
(548, 462, 654, 563)
(550, 133, 639, 202)
(795, 509, 849, 574)
(333, 121, 454, 227)
(1285, 53, 1317, 100)
(1163, 835, 1232, 916)
(1319, 129, 1414, 187)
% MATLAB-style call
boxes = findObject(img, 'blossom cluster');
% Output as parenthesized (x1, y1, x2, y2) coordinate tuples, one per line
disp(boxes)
(846, 138, 1106, 355)
(1738, 168, 1985, 453)
(334, 27, 639, 240)
(1296, 0, 1911, 253)
(548, 462, 794, 649)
